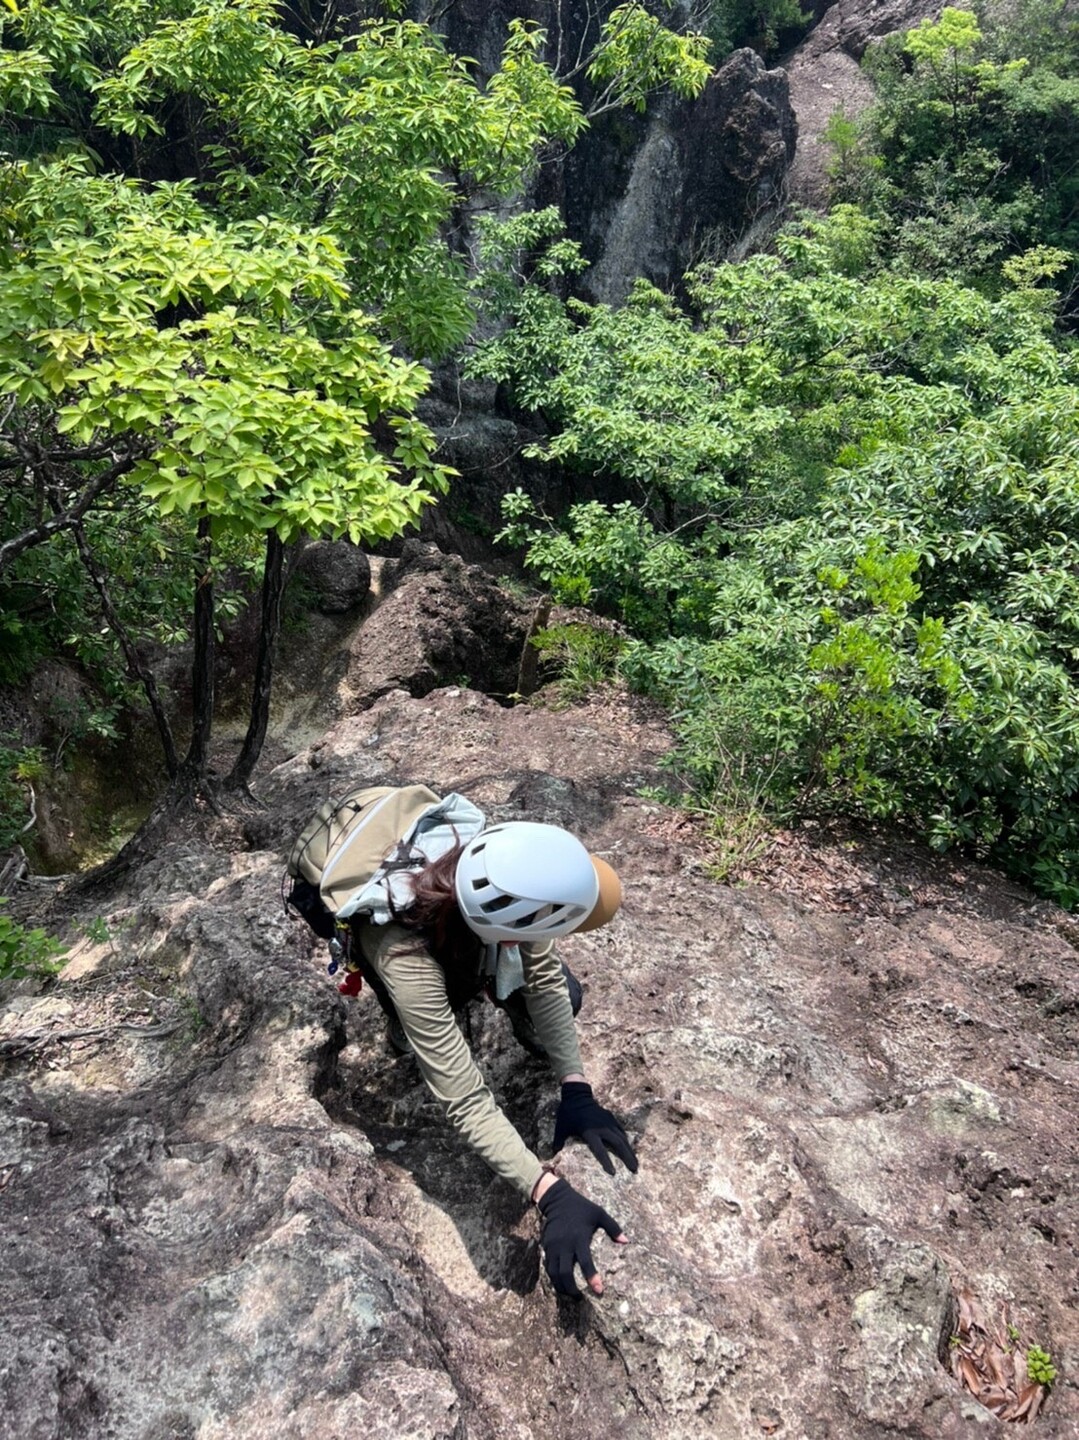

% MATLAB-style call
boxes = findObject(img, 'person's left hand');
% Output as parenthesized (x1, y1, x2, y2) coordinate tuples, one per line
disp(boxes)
(552, 1081, 638, 1176)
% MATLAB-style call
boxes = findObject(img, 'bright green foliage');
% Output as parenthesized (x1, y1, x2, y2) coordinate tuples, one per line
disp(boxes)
(0, 44, 56, 113)
(588, 5, 711, 112)
(0, 0, 711, 353)
(903, 6, 982, 67)
(1026, 1346, 1058, 1386)
(530, 622, 625, 704)
(986, 0, 1079, 71)
(500, 492, 724, 640)
(0, 158, 450, 543)
(1, 0, 713, 798)
(3, 2, 586, 356)
(477, 213, 1079, 906)
(822, 107, 884, 197)
(96, 10, 585, 354)
(0, 899, 66, 981)
(845, 8, 1079, 287)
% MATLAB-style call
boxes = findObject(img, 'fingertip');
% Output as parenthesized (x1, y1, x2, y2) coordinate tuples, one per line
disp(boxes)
(589, 1276, 604, 1295)
(615, 1233, 629, 1244)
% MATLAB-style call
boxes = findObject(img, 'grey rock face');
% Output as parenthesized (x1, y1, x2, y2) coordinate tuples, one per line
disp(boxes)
(293, 540, 372, 616)
(3, 654, 1078, 1438)
(410, 2, 798, 302)
(570, 49, 797, 304)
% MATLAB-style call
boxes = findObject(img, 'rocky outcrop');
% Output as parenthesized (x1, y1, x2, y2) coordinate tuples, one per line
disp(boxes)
(784, 0, 941, 204)
(338, 542, 536, 713)
(3, 646, 1078, 1436)
(563, 48, 797, 303)
(411, 2, 798, 303)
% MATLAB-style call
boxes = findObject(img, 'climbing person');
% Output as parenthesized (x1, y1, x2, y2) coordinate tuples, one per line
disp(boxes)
(287, 785, 639, 1295)
(348, 818, 638, 1299)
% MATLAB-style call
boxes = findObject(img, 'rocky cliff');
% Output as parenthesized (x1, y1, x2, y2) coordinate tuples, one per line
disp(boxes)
(3, 557, 1077, 1440)
(782, 0, 941, 204)
(417, 0, 798, 301)
(558, 45, 796, 303)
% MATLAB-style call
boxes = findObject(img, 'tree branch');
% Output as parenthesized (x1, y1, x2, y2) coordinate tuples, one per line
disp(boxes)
(0, 449, 145, 571)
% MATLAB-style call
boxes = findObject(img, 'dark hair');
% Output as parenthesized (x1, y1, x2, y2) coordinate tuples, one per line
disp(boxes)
(395, 843, 484, 1008)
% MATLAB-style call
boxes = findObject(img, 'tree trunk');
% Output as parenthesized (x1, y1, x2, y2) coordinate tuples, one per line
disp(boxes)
(181, 515, 215, 783)
(225, 529, 287, 792)
(69, 521, 180, 779)
(516, 594, 552, 699)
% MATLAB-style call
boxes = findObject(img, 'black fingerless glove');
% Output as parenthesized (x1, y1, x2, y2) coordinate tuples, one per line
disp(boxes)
(552, 1081, 639, 1176)
(537, 1178, 623, 1298)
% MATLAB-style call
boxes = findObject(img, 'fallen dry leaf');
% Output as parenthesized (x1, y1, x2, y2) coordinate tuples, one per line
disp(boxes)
(958, 1355, 982, 1394)
(986, 1345, 1008, 1389)
(1013, 1349, 1028, 1391)
(945, 1289, 1050, 1426)
(1012, 1383, 1040, 1422)
(1028, 1385, 1045, 1423)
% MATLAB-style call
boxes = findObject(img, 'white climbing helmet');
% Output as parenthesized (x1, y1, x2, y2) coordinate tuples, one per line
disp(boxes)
(454, 822, 601, 943)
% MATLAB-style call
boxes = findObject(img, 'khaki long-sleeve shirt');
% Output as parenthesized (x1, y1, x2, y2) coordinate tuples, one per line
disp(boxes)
(356, 923, 583, 1196)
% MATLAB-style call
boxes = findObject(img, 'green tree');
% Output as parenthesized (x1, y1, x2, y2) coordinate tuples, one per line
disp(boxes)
(0, 0, 712, 847)
(698, 0, 810, 60)
(849, 7, 1079, 292)
(0, 159, 454, 794)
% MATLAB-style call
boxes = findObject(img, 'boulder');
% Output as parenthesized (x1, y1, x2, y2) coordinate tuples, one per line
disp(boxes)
(292, 540, 372, 616)
(407, 3, 797, 302)
(338, 543, 536, 712)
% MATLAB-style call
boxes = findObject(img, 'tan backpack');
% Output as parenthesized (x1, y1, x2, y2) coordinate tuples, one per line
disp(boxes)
(284, 782, 486, 943)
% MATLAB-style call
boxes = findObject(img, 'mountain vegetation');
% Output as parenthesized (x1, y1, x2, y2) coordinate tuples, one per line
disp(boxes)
(2, 2, 1079, 913)
(0, 0, 707, 849)
(474, 6, 1079, 908)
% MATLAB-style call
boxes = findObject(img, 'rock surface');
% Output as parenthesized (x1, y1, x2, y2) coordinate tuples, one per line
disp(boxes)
(3, 659, 1077, 1438)
(413, 2, 797, 304)
(567, 48, 797, 303)
(784, 0, 940, 204)
(292, 540, 372, 617)
(337, 542, 536, 714)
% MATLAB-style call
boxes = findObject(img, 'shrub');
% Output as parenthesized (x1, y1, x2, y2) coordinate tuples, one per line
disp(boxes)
(0, 901, 66, 983)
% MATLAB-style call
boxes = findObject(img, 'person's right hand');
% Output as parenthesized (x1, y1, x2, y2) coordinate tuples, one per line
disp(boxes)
(536, 1177, 628, 1298)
